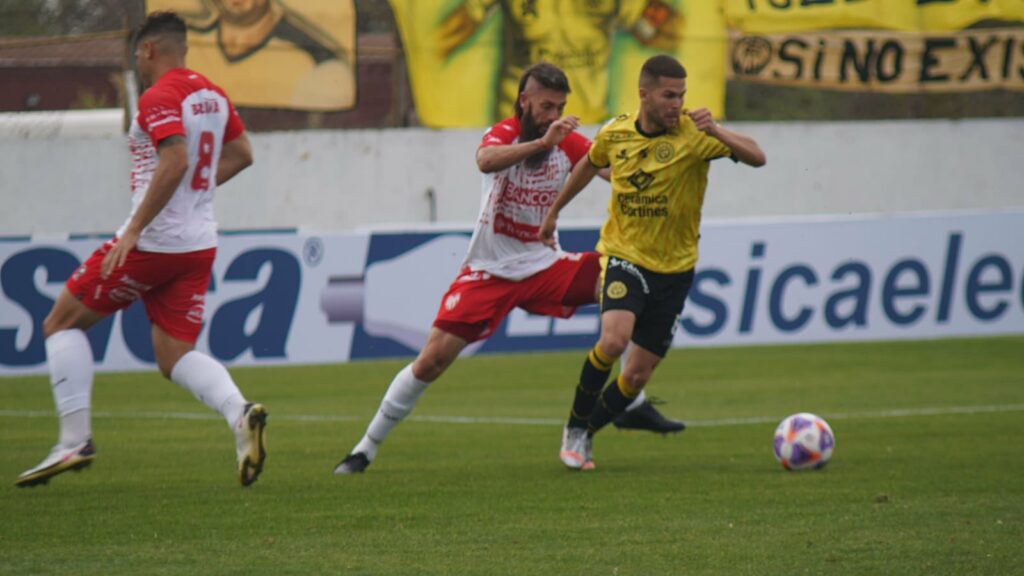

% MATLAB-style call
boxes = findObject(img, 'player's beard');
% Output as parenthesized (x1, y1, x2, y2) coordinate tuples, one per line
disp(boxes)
(520, 106, 552, 170)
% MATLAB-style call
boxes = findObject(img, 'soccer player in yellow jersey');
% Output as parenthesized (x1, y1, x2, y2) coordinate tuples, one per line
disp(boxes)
(539, 54, 766, 470)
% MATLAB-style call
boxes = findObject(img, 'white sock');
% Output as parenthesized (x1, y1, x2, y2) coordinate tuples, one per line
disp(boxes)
(170, 351, 247, 427)
(626, 389, 647, 412)
(354, 363, 430, 461)
(46, 330, 94, 447)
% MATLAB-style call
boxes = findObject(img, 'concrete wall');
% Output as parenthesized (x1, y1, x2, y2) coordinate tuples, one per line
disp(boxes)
(1, 110, 1021, 236)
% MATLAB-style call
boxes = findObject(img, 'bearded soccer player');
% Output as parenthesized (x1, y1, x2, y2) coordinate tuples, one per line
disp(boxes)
(16, 12, 267, 488)
(540, 54, 767, 470)
(334, 62, 681, 475)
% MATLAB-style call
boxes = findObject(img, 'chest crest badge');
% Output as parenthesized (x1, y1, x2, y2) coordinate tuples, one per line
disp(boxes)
(654, 141, 674, 163)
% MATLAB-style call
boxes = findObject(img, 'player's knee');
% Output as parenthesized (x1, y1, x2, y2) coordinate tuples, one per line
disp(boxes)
(598, 334, 629, 358)
(619, 371, 649, 394)
(41, 315, 61, 339)
(42, 293, 104, 338)
(412, 353, 449, 382)
(154, 353, 180, 379)
(152, 340, 192, 380)
(42, 311, 73, 339)
(157, 361, 175, 380)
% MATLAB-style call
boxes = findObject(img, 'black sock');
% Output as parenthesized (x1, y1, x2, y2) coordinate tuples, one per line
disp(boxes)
(567, 345, 615, 429)
(587, 375, 638, 436)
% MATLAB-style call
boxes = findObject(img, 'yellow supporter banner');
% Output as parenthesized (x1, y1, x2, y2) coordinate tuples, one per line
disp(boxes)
(387, 0, 499, 128)
(389, 0, 727, 128)
(146, 0, 356, 111)
(728, 27, 1024, 92)
(610, 1, 728, 120)
(918, 0, 1024, 31)
(725, 0, 1024, 34)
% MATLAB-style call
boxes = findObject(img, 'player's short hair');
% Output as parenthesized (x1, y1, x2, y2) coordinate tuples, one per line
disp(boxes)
(515, 62, 571, 117)
(134, 11, 187, 48)
(640, 55, 687, 87)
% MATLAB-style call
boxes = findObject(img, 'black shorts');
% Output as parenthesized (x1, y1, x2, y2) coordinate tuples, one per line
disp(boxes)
(600, 256, 695, 358)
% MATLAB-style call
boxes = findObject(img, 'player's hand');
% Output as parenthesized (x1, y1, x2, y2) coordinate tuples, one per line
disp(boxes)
(538, 212, 558, 249)
(101, 230, 139, 279)
(540, 115, 580, 149)
(688, 108, 718, 134)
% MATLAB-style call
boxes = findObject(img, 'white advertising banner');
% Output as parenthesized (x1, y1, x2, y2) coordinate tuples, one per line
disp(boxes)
(1, 210, 1022, 376)
(675, 210, 1024, 347)
(0, 232, 371, 375)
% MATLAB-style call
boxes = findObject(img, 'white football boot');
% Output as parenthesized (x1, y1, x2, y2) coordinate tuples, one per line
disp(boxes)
(16, 439, 96, 487)
(234, 403, 268, 486)
(559, 427, 595, 471)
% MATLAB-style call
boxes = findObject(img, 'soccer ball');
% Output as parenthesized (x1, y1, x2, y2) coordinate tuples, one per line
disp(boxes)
(773, 413, 835, 471)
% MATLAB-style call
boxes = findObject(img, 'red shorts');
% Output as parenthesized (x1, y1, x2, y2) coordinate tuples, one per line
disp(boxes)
(433, 251, 601, 343)
(66, 239, 216, 343)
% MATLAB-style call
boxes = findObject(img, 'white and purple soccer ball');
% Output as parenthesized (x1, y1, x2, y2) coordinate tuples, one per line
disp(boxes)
(773, 413, 835, 471)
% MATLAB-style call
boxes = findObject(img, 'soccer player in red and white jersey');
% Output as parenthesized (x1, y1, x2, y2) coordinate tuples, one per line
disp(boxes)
(334, 63, 681, 475)
(16, 12, 267, 488)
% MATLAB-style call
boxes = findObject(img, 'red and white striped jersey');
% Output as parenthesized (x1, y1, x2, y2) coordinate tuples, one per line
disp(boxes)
(463, 116, 591, 281)
(120, 68, 245, 253)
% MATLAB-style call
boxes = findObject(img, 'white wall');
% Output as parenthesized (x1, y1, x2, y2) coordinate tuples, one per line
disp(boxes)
(1, 111, 1021, 236)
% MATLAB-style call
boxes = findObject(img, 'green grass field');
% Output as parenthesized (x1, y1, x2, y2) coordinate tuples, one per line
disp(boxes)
(2, 337, 1022, 575)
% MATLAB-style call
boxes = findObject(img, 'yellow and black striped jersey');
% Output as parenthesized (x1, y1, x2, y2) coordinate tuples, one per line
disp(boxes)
(589, 111, 731, 273)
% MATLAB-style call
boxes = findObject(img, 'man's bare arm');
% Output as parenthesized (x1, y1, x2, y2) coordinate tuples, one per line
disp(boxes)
(689, 108, 766, 167)
(476, 138, 550, 174)
(476, 115, 580, 173)
(711, 125, 766, 167)
(217, 132, 254, 186)
(538, 157, 601, 247)
(101, 136, 188, 277)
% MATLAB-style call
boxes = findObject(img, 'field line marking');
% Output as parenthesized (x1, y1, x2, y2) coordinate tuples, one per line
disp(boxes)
(1, 403, 1023, 428)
